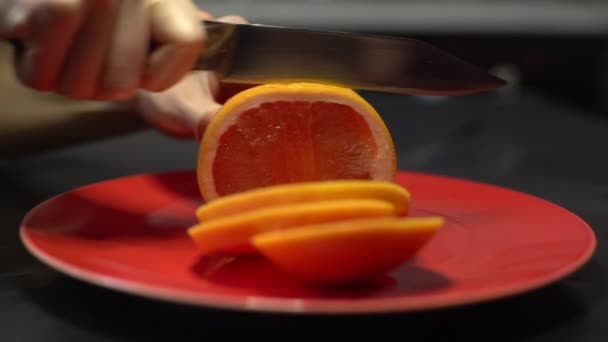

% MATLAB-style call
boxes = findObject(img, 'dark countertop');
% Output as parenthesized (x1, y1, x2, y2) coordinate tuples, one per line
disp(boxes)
(1, 89, 607, 340)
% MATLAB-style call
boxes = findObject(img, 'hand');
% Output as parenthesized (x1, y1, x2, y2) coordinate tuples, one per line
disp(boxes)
(0, 0, 204, 100)
(132, 14, 251, 141)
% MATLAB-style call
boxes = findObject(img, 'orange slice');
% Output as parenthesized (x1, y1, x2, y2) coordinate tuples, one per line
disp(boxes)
(196, 179, 410, 222)
(188, 199, 397, 255)
(197, 83, 397, 202)
(251, 216, 443, 284)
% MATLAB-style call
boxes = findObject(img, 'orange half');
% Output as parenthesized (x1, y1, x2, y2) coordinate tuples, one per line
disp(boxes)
(251, 216, 444, 284)
(197, 83, 397, 202)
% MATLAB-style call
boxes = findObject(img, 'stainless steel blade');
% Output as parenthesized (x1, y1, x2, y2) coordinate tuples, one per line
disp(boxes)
(195, 20, 506, 96)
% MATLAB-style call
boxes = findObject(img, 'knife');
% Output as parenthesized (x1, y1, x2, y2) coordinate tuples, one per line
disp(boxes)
(196, 20, 506, 96)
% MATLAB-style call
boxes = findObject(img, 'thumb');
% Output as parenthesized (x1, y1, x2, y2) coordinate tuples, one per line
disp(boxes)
(178, 72, 222, 141)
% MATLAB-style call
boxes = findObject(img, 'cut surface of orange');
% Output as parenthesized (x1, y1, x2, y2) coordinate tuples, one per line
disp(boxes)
(197, 83, 397, 202)
(251, 216, 444, 284)
(188, 199, 397, 255)
(196, 180, 410, 222)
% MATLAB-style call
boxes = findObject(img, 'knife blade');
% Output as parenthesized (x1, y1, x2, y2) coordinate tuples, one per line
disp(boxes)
(196, 20, 506, 96)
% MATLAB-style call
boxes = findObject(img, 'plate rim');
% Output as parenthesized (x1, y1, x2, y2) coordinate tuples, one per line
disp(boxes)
(19, 169, 598, 315)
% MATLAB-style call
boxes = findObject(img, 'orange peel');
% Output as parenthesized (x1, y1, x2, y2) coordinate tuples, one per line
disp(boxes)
(196, 179, 410, 222)
(251, 216, 444, 283)
(188, 199, 398, 255)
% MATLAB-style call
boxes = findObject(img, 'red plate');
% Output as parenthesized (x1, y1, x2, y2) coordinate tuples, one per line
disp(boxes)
(20, 170, 596, 314)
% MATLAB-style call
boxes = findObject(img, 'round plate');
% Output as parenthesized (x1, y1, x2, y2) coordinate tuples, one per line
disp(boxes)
(20, 170, 596, 314)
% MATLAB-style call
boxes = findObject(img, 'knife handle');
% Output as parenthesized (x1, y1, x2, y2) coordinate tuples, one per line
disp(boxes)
(147, 20, 236, 75)
(191, 20, 237, 74)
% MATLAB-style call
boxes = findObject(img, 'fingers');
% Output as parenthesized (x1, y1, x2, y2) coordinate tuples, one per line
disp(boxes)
(133, 12, 250, 141)
(4, 0, 247, 110)
(99, 0, 149, 99)
(5, 0, 204, 100)
(55, 0, 202, 100)
(56, 0, 116, 99)
(14, 0, 85, 92)
(142, 13, 250, 140)
(135, 70, 221, 140)
(180, 72, 222, 134)
(142, 0, 204, 92)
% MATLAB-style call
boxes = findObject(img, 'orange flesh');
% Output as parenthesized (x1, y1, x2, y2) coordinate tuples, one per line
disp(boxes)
(212, 101, 378, 197)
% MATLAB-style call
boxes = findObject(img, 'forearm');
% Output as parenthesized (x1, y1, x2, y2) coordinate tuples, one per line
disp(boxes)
(0, 43, 146, 157)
